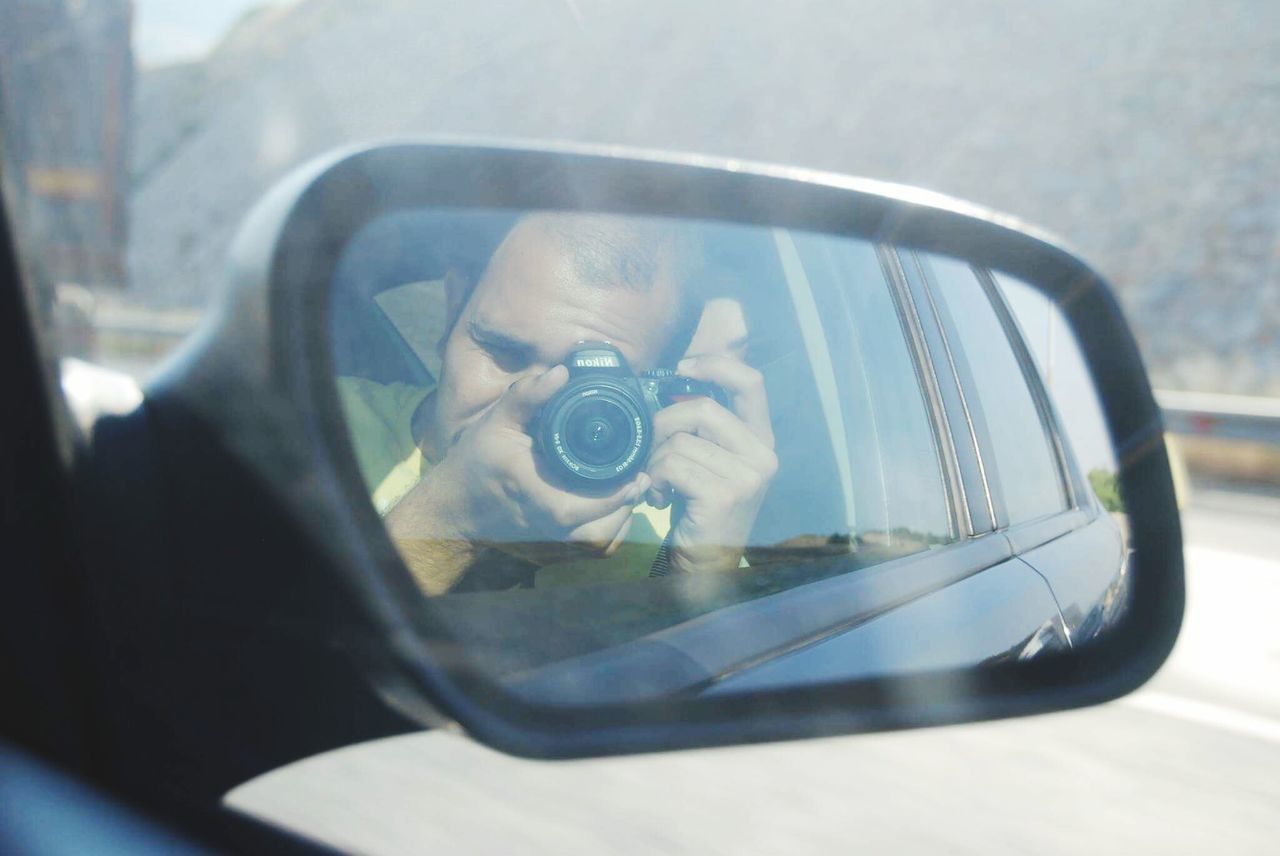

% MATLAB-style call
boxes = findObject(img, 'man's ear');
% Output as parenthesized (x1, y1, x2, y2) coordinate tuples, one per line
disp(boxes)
(438, 268, 473, 358)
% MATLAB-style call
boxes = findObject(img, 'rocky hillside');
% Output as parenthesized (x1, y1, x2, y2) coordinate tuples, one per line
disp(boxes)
(128, 0, 1280, 393)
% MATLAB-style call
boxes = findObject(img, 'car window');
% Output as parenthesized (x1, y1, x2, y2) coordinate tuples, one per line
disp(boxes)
(996, 273, 1121, 510)
(923, 253, 1069, 526)
(788, 231, 956, 551)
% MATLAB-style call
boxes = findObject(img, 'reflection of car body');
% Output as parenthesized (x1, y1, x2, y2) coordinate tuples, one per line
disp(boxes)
(332, 210, 1129, 702)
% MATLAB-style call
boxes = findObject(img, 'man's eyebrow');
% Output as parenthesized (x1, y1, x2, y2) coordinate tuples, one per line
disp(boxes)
(468, 319, 534, 355)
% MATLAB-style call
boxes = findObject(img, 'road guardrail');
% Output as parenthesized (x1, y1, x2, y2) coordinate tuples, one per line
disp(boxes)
(1157, 390, 1280, 447)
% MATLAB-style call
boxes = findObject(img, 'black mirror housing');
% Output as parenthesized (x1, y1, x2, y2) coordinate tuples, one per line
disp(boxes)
(135, 140, 1183, 764)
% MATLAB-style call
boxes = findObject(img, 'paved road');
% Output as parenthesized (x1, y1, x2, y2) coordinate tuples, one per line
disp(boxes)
(226, 494, 1280, 854)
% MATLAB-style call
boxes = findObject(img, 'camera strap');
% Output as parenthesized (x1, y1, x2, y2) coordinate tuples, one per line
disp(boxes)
(648, 530, 675, 578)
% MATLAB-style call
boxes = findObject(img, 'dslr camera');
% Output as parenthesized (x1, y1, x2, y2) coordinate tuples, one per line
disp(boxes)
(535, 342, 728, 488)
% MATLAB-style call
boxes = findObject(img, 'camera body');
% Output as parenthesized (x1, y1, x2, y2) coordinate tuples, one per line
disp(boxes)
(535, 342, 728, 488)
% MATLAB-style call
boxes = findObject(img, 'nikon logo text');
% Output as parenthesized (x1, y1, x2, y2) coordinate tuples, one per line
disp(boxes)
(574, 355, 619, 368)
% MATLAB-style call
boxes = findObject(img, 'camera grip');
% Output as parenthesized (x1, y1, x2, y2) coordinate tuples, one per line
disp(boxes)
(662, 376, 730, 410)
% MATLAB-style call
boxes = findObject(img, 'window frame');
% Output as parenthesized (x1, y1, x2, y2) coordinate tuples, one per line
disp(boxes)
(910, 248, 1093, 550)
(890, 247, 999, 535)
(872, 243, 969, 542)
(978, 268, 1093, 510)
(975, 266, 1098, 552)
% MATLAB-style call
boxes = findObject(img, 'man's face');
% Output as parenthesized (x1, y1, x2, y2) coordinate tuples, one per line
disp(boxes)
(426, 216, 683, 458)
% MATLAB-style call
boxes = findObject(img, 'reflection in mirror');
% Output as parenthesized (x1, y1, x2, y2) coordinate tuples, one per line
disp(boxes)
(996, 272, 1124, 516)
(331, 210, 1128, 704)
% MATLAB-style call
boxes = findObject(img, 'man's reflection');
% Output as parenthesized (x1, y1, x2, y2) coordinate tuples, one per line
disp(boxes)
(339, 213, 777, 594)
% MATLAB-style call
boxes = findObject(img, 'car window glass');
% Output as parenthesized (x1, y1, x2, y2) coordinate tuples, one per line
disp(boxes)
(789, 231, 955, 550)
(924, 253, 1068, 526)
(997, 273, 1120, 507)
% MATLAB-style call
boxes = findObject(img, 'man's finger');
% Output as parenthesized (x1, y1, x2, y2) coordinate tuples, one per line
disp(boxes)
(651, 431, 754, 482)
(645, 447, 728, 507)
(493, 364, 569, 428)
(677, 354, 773, 446)
(526, 470, 650, 531)
(652, 398, 773, 463)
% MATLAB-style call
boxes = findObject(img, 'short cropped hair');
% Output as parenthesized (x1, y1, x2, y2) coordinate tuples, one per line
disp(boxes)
(530, 213, 697, 294)
(491, 212, 705, 364)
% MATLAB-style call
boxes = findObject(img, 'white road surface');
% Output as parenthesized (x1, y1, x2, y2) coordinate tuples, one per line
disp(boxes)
(227, 496, 1280, 854)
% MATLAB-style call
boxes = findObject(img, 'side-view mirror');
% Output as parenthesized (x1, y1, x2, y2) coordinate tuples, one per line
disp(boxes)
(85, 141, 1182, 791)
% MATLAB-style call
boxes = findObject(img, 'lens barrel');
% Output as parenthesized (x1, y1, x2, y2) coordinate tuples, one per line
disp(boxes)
(536, 377, 651, 486)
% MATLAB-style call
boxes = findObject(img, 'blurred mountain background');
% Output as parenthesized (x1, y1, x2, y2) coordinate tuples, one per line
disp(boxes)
(127, 0, 1280, 394)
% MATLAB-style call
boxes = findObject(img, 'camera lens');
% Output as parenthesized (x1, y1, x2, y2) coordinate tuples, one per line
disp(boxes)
(537, 378, 652, 487)
(564, 397, 634, 466)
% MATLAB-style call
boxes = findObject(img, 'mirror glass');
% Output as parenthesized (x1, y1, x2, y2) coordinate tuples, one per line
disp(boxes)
(331, 209, 1128, 703)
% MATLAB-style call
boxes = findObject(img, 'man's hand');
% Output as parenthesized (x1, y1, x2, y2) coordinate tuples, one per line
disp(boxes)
(386, 365, 649, 593)
(645, 354, 777, 575)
